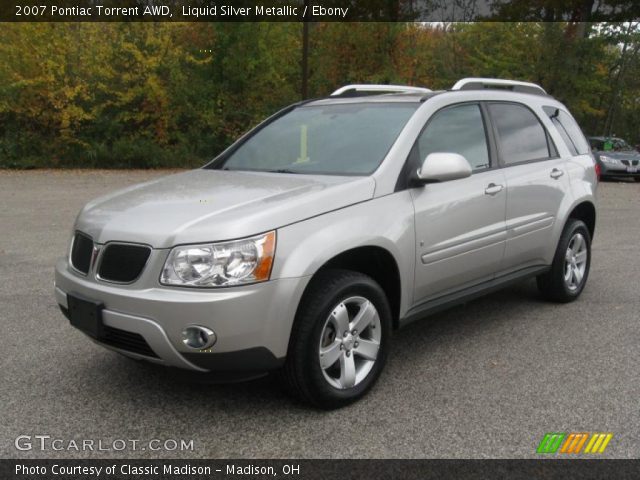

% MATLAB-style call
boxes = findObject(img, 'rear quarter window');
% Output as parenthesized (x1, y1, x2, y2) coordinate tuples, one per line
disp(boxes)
(543, 106, 590, 155)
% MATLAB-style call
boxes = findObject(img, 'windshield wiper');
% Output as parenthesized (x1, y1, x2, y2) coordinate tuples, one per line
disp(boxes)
(220, 167, 300, 174)
(262, 168, 300, 174)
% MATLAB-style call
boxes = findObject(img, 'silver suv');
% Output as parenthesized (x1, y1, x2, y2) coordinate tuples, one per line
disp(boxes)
(55, 78, 597, 408)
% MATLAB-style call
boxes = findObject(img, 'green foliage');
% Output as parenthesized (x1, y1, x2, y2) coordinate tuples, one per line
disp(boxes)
(0, 22, 638, 169)
(0, 23, 300, 168)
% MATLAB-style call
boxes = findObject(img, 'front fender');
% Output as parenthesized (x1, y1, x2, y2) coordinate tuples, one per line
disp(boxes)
(271, 191, 416, 317)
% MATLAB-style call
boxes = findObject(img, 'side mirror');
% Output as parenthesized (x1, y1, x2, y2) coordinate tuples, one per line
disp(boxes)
(416, 153, 472, 183)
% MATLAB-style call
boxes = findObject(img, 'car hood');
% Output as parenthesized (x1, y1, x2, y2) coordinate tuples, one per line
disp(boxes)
(75, 169, 376, 248)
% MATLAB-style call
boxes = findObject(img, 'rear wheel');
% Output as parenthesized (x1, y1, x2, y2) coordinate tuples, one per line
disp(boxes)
(281, 269, 391, 409)
(537, 219, 591, 302)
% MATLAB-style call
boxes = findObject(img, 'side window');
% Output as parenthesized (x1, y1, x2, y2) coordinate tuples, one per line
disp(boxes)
(417, 104, 490, 171)
(543, 106, 590, 155)
(489, 103, 551, 165)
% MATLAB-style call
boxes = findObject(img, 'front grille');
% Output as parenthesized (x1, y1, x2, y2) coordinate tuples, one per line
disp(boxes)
(70, 232, 93, 274)
(621, 160, 639, 166)
(101, 325, 158, 358)
(98, 243, 151, 283)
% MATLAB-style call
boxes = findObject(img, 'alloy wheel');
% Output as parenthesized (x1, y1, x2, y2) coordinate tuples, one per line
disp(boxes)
(318, 296, 382, 389)
(564, 232, 588, 291)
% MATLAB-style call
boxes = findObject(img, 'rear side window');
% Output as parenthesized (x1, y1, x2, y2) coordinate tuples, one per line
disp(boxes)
(416, 103, 490, 171)
(489, 103, 551, 165)
(543, 106, 590, 155)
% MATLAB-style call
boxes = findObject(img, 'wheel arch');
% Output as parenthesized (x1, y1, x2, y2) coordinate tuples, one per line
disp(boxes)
(567, 200, 596, 240)
(318, 246, 402, 329)
(292, 245, 403, 330)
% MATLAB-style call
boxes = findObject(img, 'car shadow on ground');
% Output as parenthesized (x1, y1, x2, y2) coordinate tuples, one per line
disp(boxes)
(600, 177, 637, 183)
(74, 278, 549, 414)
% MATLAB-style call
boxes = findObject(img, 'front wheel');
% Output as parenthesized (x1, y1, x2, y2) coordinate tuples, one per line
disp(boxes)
(537, 219, 591, 302)
(281, 269, 391, 409)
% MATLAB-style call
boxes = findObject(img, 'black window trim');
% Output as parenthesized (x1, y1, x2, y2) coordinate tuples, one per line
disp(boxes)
(485, 100, 560, 168)
(552, 115, 578, 155)
(479, 102, 499, 172)
(394, 101, 498, 191)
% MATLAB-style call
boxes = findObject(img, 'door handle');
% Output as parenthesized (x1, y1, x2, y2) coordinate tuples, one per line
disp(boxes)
(550, 168, 564, 179)
(484, 183, 504, 196)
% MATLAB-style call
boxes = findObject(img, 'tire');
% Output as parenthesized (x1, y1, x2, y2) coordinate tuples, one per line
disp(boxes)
(537, 219, 591, 303)
(634, 177, 640, 182)
(281, 269, 392, 409)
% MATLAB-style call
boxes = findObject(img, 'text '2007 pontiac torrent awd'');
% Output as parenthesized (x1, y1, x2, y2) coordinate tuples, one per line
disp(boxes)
(55, 78, 597, 408)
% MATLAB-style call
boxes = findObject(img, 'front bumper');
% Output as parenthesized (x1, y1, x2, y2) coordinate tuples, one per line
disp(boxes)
(55, 257, 309, 373)
(600, 163, 640, 177)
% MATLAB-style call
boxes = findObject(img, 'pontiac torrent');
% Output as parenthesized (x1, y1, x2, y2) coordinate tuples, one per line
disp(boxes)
(55, 78, 597, 408)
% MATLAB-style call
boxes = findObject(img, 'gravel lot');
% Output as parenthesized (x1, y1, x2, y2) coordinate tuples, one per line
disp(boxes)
(0, 170, 638, 459)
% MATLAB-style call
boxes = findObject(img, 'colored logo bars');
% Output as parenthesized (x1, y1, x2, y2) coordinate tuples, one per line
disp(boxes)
(537, 433, 613, 454)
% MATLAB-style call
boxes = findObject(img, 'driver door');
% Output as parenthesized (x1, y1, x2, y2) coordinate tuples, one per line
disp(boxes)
(410, 103, 507, 303)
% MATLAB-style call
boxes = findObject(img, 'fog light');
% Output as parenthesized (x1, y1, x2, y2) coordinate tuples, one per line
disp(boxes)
(182, 326, 217, 350)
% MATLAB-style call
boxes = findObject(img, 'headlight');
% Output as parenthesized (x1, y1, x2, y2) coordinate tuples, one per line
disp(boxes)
(600, 155, 619, 165)
(160, 231, 276, 287)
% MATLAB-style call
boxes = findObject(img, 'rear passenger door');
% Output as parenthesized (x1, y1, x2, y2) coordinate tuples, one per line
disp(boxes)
(487, 102, 569, 274)
(411, 103, 507, 303)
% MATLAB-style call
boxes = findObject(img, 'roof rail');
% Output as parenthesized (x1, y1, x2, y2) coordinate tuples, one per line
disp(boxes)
(331, 84, 432, 97)
(451, 78, 547, 96)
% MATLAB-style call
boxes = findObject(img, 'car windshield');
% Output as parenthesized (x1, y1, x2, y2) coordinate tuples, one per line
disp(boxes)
(590, 137, 633, 152)
(611, 138, 633, 151)
(216, 103, 418, 175)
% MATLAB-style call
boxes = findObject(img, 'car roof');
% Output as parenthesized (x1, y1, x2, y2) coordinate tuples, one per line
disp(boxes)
(305, 91, 443, 106)
(588, 136, 625, 141)
(305, 89, 559, 107)
(303, 79, 563, 108)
